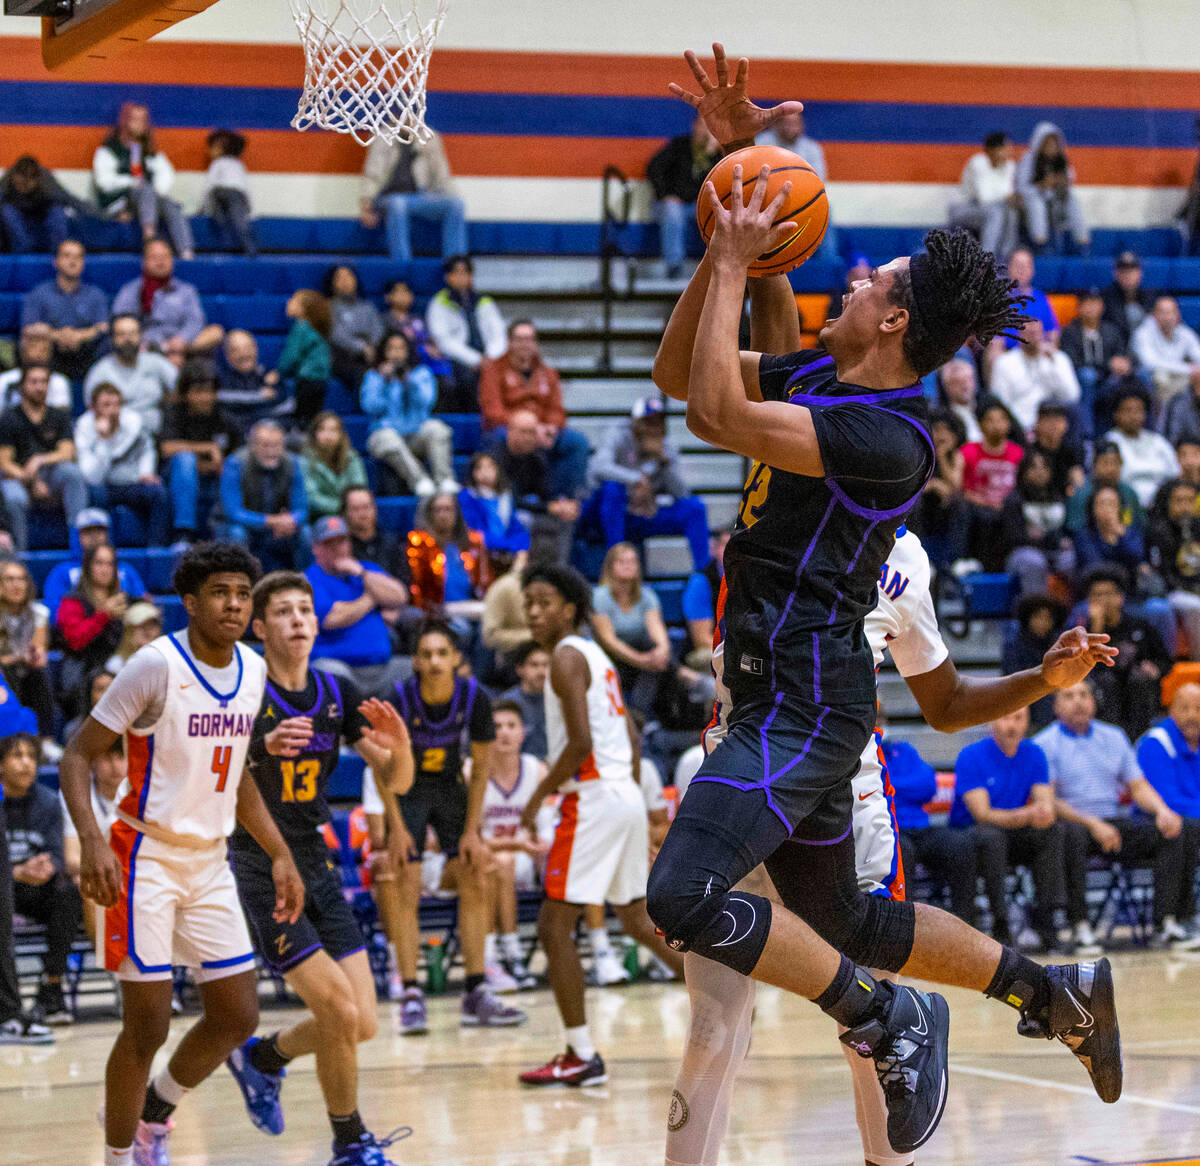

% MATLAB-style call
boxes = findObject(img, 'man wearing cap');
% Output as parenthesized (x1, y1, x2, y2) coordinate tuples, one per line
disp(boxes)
(1133, 296, 1200, 407)
(1102, 252, 1157, 349)
(585, 395, 710, 569)
(305, 515, 412, 696)
(1060, 287, 1132, 431)
(41, 508, 147, 618)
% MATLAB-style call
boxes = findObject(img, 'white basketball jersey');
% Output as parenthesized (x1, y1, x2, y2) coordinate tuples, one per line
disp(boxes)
(544, 635, 634, 790)
(480, 755, 542, 842)
(119, 634, 267, 840)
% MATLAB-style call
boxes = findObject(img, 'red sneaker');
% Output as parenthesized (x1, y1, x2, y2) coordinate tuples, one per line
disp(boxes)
(518, 1048, 608, 1087)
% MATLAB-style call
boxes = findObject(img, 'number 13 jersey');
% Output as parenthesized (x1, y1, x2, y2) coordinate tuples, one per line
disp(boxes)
(544, 635, 634, 791)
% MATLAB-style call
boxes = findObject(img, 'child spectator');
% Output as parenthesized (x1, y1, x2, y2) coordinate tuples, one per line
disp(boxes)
(999, 448, 1074, 597)
(301, 411, 367, 521)
(1002, 595, 1067, 729)
(362, 332, 456, 498)
(961, 399, 1024, 569)
(276, 290, 333, 429)
(202, 129, 255, 255)
(325, 264, 384, 393)
(499, 640, 549, 760)
(910, 410, 970, 569)
(104, 599, 160, 677)
(458, 451, 530, 557)
(55, 543, 127, 718)
(382, 279, 450, 376)
(0, 562, 52, 743)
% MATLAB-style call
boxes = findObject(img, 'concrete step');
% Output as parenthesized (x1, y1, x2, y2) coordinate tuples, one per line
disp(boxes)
(563, 378, 653, 413)
(542, 337, 661, 361)
(701, 494, 739, 531)
(553, 353, 656, 375)
(643, 536, 694, 579)
(568, 414, 716, 453)
(680, 452, 746, 492)
(497, 297, 671, 328)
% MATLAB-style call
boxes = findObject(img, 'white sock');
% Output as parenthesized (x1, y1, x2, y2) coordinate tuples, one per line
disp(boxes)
(104, 1147, 133, 1166)
(151, 1067, 190, 1108)
(565, 1023, 595, 1060)
(500, 932, 522, 960)
(484, 933, 499, 964)
(589, 927, 613, 958)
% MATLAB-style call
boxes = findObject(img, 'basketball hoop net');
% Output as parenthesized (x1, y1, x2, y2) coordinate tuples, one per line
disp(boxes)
(289, 0, 448, 146)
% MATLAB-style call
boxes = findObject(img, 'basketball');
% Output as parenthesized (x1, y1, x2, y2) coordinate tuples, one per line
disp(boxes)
(697, 145, 829, 276)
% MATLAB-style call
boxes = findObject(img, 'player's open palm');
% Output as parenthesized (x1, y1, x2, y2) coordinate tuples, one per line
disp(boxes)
(272, 852, 306, 923)
(1040, 625, 1118, 689)
(670, 43, 803, 148)
(703, 165, 797, 268)
(359, 697, 410, 756)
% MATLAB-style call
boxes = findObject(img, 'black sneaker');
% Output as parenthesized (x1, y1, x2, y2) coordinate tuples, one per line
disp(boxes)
(1016, 959, 1121, 1103)
(35, 983, 73, 1026)
(839, 985, 950, 1154)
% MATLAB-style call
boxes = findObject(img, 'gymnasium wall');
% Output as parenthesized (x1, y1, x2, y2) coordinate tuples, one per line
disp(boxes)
(2, 0, 1200, 230)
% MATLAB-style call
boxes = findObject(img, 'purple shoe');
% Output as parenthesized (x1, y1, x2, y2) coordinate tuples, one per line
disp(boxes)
(461, 983, 526, 1027)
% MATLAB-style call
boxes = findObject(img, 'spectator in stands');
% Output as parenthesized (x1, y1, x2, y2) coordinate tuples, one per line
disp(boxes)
(1038, 681, 1198, 950)
(381, 279, 450, 377)
(1059, 287, 1131, 431)
(999, 448, 1074, 597)
(340, 484, 411, 589)
(1065, 439, 1143, 535)
(159, 362, 241, 547)
(1133, 296, 1200, 406)
(306, 515, 412, 694)
(1104, 380, 1180, 508)
(459, 452, 530, 558)
(55, 542, 127, 717)
(324, 264, 384, 393)
(1029, 402, 1085, 497)
(1177, 437, 1200, 493)
(41, 509, 146, 619)
(952, 708, 1066, 951)
(0, 324, 72, 412)
(301, 411, 367, 521)
(961, 398, 1024, 569)
(647, 116, 722, 279)
(426, 255, 507, 413)
(948, 131, 1019, 259)
(361, 331, 456, 497)
(938, 358, 983, 443)
(112, 238, 223, 363)
(591, 542, 671, 716)
(1016, 121, 1089, 252)
(74, 382, 169, 547)
(991, 250, 1059, 364)
(83, 313, 176, 436)
(20, 240, 109, 382)
(989, 317, 1081, 433)
(277, 289, 333, 428)
(499, 641, 549, 761)
(586, 396, 710, 571)
(479, 319, 590, 498)
(105, 599, 160, 677)
(0, 364, 86, 552)
(1003, 595, 1067, 730)
(202, 129, 255, 255)
(1147, 478, 1200, 655)
(481, 549, 534, 683)
(1, 732, 82, 1025)
(0, 562, 51, 743)
(0, 155, 89, 256)
(61, 669, 113, 754)
(408, 491, 491, 623)
(217, 331, 284, 428)
(214, 419, 308, 571)
(92, 102, 192, 257)
(1103, 252, 1157, 349)
(359, 128, 467, 263)
(1073, 484, 1146, 583)
(910, 411, 971, 569)
(682, 526, 730, 667)
(882, 713, 980, 927)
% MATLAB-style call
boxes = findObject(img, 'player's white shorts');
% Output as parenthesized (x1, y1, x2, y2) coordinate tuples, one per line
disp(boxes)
(852, 729, 905, 901)
(104, 822, 255, 983)
(545, 781, 648, 907)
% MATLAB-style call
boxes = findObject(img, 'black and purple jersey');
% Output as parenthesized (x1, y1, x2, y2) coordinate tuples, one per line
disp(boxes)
(719, 348, 934, 716)
(234, 668, 367, 847)
(389, 675, 494, 786)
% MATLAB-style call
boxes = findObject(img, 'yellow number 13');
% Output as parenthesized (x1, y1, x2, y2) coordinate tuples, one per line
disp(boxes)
(281, 759, 320, 803)
(737, 461, 772, 530)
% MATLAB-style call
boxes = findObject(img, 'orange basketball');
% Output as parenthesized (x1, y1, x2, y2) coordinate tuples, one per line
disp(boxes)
(697, 145, 829, 276)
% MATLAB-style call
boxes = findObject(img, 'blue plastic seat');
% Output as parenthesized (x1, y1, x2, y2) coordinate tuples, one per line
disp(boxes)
(650, 578, 686, 624)
(441, 413, 482, 454)
(376, 496, 417, 533)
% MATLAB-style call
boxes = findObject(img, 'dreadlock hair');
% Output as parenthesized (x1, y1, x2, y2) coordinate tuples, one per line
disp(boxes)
(889, 228, 1032, 377)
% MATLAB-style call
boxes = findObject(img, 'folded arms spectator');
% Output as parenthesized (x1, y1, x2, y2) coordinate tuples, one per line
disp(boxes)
(1102, 251, 1156, 348)
(1104, 380, 1180, 508)
(1133, 296, 1200, 406)
(20, 240, 109, 382)
(989, 317, 1081, 433)
(83, 313, 176, 436)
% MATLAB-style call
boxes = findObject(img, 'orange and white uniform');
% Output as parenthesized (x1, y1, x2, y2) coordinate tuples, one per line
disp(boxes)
(543, 634, 647, 906)
(91, 632, 266, 981)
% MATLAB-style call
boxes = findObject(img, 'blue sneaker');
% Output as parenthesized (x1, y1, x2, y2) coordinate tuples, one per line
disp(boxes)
(226, 1037, 286, 1135)
(132, 1118, 172, 1166)
(329, 1127, 413, 1165)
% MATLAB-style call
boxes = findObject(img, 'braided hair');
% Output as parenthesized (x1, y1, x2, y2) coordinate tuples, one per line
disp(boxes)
(889, 228, 1032, 377)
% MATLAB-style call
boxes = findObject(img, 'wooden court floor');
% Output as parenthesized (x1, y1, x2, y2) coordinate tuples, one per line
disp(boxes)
(2, 950, 1199, 1165)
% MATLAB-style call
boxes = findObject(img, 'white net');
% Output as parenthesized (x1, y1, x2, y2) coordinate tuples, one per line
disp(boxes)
(289, 0, 448, 146)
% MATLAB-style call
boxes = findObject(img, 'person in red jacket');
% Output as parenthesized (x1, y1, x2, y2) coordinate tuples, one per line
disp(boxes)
(54, 542, 126, 718)
(478, 320, 589, 499)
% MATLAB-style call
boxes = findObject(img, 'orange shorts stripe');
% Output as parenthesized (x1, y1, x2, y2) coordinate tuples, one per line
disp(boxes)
(876, 735, 907, 902)
(544, 793, 579, 902)
(103, 819, 138, 973)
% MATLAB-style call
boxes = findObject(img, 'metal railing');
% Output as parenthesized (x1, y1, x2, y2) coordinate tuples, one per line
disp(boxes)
(598, 164, 636, 373)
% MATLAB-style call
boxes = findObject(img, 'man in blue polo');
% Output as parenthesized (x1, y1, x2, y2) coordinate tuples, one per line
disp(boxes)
(1137, 682, 1200, 938)
(21, 240, 109, 382)
(305, 515, 411, 697)
(952, 707, 1069, 953)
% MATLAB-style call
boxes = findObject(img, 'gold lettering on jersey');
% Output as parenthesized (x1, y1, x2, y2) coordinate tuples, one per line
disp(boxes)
(736, 461, 772, 530)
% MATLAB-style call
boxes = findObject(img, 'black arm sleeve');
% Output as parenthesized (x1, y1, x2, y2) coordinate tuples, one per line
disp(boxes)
(468, 687, 496, 744)
(339, 676, 369, 747)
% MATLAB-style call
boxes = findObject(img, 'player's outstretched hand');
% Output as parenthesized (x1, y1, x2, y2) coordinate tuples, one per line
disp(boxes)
(702, 165, 797, 270)
(271, 852, 306, 924)
(359, 697, 411, 756)
(1040, 625, 1119, 689)
(670, 42, 803, 149)
(79, 835, 123, 908)
(265, 716, 313, 758)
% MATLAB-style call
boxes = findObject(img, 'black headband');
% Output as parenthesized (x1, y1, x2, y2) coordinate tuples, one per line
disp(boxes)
(907, 251, 935, 332)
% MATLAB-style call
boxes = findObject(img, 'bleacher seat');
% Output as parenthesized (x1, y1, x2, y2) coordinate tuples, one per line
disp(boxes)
(329, 751, 366, 801)
(159, 595, 187, 634)
(1178, 296, 1200, 329)
(961, 572, 1018, 618)
(376, 496, 418, 533)
(650, 578, 686, 625)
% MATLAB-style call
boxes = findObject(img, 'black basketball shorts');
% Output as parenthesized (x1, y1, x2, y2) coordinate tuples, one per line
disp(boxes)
(396, 778, 469, 861)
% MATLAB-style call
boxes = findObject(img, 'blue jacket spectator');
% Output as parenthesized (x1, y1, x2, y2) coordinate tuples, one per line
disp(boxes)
(951, 730, 1050, 828)
(21, 240, 109, 382)
(42, 509, 146, 618)
(458, 452, 530, 557)
(882, 737, 939, 830)
(1137, 688, 1200, 819)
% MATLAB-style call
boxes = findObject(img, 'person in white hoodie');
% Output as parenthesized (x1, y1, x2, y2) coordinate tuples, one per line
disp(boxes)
(73, 382, 169, 546)
(1017, 120, 1090, 252)
(989, 317, 1082, 432)
(425, 254, 507, 412)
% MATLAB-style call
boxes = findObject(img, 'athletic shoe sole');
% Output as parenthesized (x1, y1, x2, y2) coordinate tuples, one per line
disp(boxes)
(461, 1012, 527, 1027)
(1086, 958, 1122, 1104)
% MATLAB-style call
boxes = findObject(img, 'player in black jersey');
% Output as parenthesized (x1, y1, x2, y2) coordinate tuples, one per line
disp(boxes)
(225, 571, 414, 1166)
(647, 46, 1122, 1155)
(381, 619, 527, 1034)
